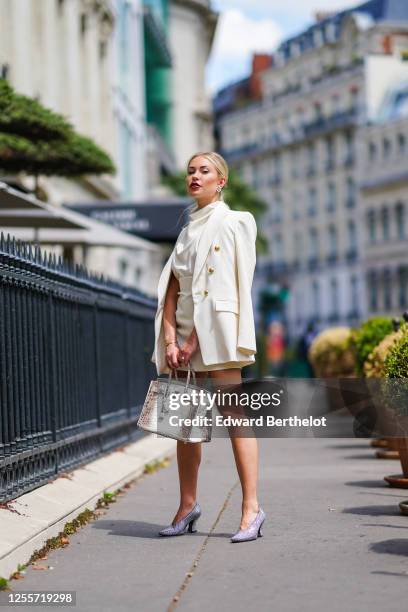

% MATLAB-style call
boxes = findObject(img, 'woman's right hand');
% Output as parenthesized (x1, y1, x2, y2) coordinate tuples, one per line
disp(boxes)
(166, 342, 182, 370)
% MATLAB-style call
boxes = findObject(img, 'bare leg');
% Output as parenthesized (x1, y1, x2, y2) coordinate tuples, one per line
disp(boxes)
(171, 370, 208, 525)
(209, 369, 260, 530)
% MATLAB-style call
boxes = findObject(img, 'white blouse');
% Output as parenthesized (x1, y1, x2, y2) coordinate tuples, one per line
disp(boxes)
(171, 200, 222, 280)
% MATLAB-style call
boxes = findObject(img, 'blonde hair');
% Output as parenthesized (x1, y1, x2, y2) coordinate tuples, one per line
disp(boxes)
(186, 151, 229, 201)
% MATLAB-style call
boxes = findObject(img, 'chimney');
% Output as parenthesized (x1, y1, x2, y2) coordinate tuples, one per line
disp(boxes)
(249, 54, 273, 100)
(314, 11, 336, 22)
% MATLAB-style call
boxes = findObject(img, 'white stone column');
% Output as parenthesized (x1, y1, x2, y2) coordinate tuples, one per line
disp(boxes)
(41, 0, 59, 109)
(10, 0, 33, 95)
(64, 0, 81, 125)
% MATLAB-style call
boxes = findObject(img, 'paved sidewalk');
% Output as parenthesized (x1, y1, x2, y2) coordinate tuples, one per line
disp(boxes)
(1, 435, 408, 612)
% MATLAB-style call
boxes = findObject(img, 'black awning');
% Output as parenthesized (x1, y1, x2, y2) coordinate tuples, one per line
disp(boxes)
(65, 198, 193, 243)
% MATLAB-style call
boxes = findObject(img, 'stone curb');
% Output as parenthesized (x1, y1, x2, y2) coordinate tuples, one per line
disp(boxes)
(0, 434, 177, 580)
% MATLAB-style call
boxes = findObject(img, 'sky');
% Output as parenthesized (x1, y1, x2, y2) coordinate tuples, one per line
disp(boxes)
(206, 0, 365, 95)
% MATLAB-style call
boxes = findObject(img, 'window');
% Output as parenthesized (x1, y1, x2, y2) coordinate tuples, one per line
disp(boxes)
(331, 93, 340, 115)
(326, 136, 335, 169)
(134, 267, 142, 285)
(272, 233, 283, 265)
(398, 133, 406, 155)
(367, 271, 378, 311)
(346, 177, 355, 208)
(381, 206, 390, 240)
(292, 191, 300, 220)
(368, 141, 377, 162)
(307, 142, 316, 175)
(311, 280, 320, 316)
(118, 258, 128, 280)
(80, 13, 87, 36)
(327, 225, 337, 259)
(347, 220, 357, 253)
(350, 88, 359, 112)
(344, 131, 354, 165)
(308, 187, 317, 216)
(327, 182, 336, 212)
(273, 194, 283, 222)
(309, 227, 319, 260)
(395, 202, 405, 239)
(383, 269, 392, 310)
(99, 41, 107, 60)
(294, 231, 303, 265)
(398, 266, 408, 308)
(383, 137, 391, 159)
(330, 278, 339, 316)
(291, 149, 299, 178)
(350, 275, 359, 313)
(367, 210, 376, 243)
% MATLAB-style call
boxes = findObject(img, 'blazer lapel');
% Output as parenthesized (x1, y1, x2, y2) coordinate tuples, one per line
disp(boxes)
(193, 202, 230, 285)
(157, 202, 231, 308)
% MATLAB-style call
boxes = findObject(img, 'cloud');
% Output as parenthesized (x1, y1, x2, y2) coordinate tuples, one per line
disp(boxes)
(206, 0, 364, 94)
(214, 0, 364, 21)
(206, 9, 283, 94)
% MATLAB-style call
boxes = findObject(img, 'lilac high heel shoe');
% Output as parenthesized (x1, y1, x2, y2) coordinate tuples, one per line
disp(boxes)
(158, 503, 201, 537)
(230, 508, 266, 543)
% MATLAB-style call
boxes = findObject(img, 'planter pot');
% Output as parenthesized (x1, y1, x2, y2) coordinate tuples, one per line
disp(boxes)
(371, 439, 389, 449)
(399, 500, 408, 515)
(384, 437, 408, 487)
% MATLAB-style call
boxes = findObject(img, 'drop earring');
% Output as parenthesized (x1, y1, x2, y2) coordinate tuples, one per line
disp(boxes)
(216, 185, 222, 193)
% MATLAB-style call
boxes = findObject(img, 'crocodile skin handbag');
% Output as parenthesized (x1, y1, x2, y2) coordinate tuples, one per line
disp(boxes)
(137, 364, 213, 443)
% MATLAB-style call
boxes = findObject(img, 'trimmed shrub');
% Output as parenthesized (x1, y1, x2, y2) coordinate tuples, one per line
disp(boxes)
(351, 317, 393, 375)
(364, 328, 405, 378)
(308, 327, 356, 377)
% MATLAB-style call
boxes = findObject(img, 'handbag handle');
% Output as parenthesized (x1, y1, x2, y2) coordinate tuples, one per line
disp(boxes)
(168, 363, 197, 391)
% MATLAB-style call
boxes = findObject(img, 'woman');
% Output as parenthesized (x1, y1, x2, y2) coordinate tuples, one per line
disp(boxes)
(151, 151, 266, 543)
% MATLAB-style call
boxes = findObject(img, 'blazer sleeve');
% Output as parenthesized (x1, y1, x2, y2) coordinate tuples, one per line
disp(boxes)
(233, 212, 257, 355)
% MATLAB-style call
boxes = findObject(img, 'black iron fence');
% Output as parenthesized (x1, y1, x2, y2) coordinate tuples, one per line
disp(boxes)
(0, 233, 157, 503)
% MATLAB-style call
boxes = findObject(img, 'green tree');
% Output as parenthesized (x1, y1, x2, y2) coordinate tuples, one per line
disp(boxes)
(0, 79, 115, 195)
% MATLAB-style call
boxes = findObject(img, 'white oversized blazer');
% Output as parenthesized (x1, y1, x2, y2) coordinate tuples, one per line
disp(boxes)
(151, 201, 257, 375)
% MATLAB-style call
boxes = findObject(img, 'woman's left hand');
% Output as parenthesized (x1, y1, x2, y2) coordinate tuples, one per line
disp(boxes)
(179, 329, 199, 365)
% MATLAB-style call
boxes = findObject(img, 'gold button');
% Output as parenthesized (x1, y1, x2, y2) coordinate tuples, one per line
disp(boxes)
(208, 266, 214, 273)
(214, 245, 220, 251)
(203, 289, 208, 296)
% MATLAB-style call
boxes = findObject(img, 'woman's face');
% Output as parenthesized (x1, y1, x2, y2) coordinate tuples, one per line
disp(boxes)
(186, 156, 226, 202)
